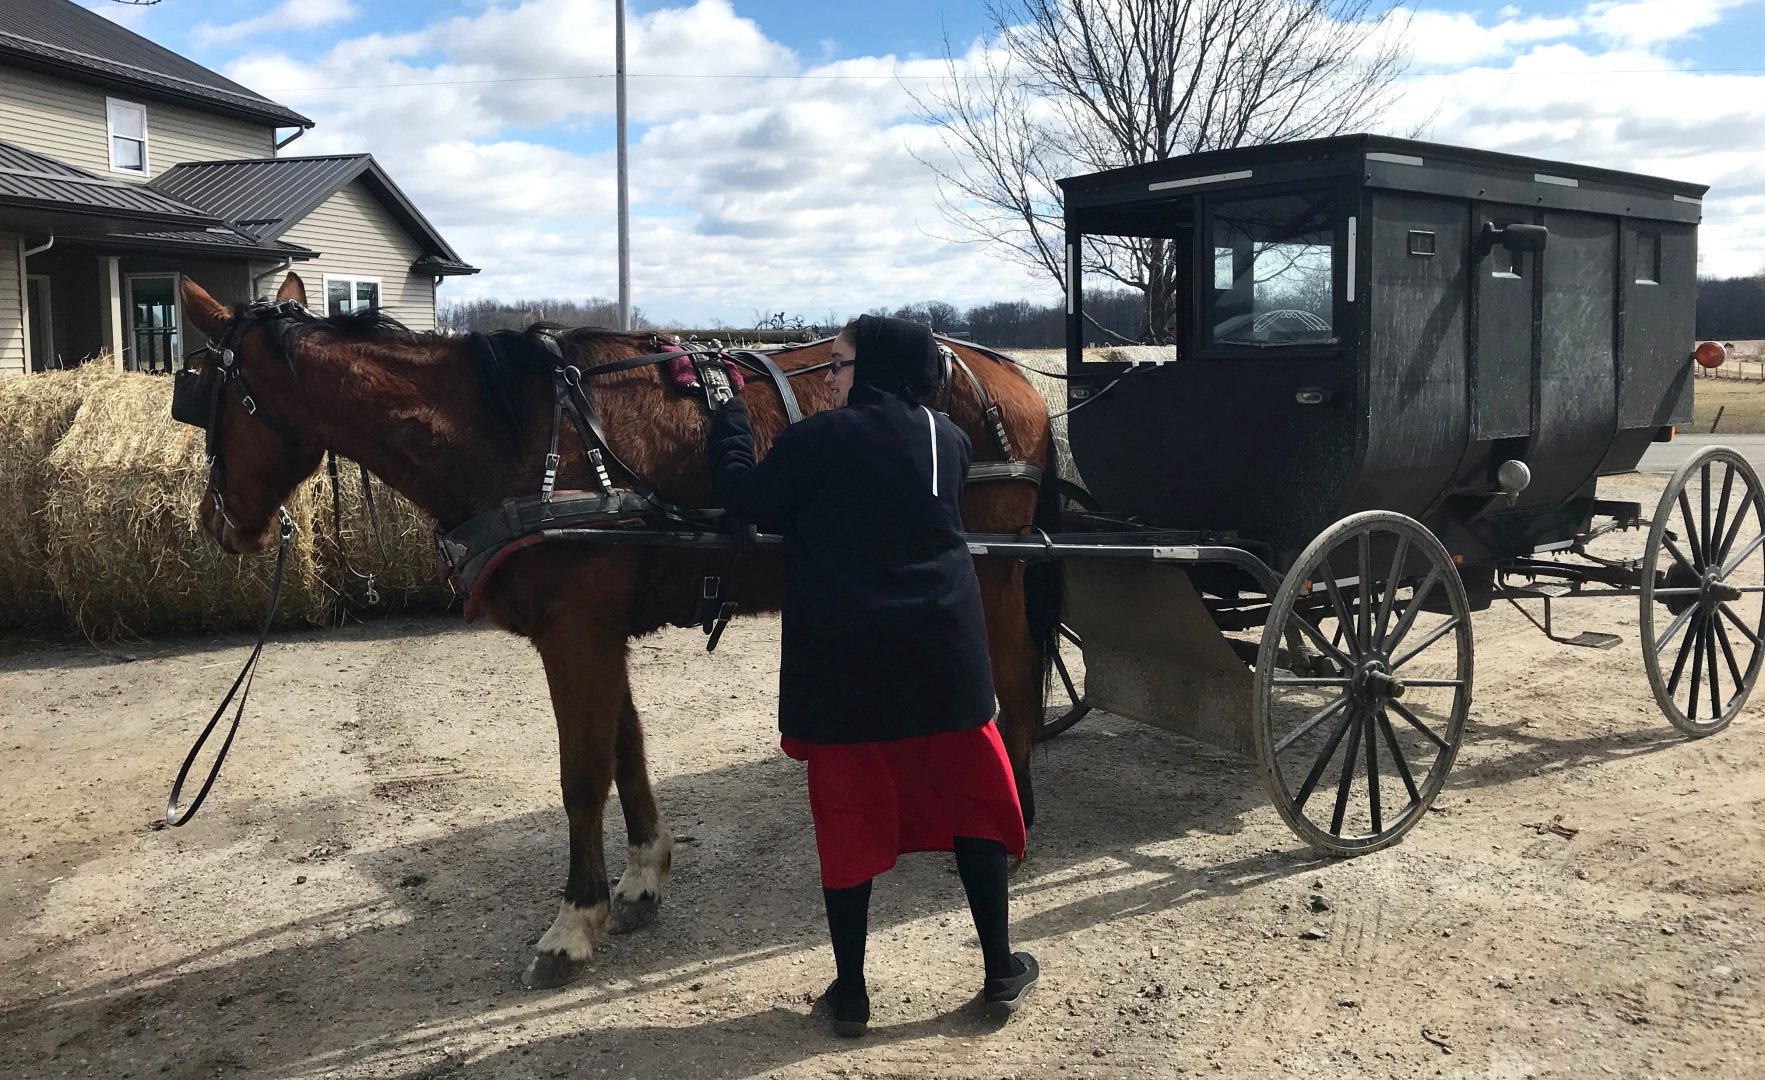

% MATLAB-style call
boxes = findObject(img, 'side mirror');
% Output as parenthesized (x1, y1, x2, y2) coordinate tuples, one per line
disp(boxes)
(1480, 221, 1549, 255)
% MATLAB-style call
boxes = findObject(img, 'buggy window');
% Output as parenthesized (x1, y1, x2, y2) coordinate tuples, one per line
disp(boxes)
(1208, 193, 1336, 347)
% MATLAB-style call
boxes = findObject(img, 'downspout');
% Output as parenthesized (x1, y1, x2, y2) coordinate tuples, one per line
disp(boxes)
(23, 235, 54, 259)
(275, 126, 308, 152)
(252, 256, 294, 299)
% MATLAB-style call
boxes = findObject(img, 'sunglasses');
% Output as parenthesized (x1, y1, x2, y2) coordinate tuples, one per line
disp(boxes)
(827, 358, 856, 374)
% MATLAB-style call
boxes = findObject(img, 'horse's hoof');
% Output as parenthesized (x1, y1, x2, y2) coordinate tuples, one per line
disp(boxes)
(611, 891, 661, 934)
(522, 950, 587, 989)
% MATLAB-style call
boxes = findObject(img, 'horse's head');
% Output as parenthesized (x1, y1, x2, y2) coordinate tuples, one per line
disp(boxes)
(177, 273, 327, 555)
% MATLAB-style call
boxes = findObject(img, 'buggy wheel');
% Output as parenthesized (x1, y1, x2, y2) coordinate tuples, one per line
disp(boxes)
(1641, 446, 1765, 737)
(1254, 512, 1473, 856)
(1036, 623, 1091, 742)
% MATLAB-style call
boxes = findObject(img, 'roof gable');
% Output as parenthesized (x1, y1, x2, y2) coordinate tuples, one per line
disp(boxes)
(151, 154, 474, 271)
(0, 0, 311, 129)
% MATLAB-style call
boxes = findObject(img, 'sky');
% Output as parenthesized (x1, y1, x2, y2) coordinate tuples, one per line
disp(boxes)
(84, 0, 1765, 325)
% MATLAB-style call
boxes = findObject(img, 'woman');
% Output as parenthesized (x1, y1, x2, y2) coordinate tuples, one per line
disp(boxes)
(708, 315, 1040, 1036)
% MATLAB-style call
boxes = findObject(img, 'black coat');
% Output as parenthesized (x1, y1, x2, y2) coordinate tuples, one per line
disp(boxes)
(709, 384, 996, 744)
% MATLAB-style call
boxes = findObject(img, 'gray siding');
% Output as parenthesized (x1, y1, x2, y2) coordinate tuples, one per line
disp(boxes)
(0, 64, 275, 181)
(270, 180, 437, 330)
(0, 233, 22, 378)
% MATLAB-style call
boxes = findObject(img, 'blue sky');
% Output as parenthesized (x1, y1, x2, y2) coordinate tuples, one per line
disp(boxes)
(87, 0, 1765, 324)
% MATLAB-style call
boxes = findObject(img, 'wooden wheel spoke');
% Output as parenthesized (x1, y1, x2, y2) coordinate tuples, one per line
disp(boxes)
(1384, 566, 1442, 656)
(1667, 611, 1701, 695)
(1320, 571, 1361, 658)
(1717, 492, 1754, 566)
(1289, 611, 1352, 668)
(1713, 616, 1746, 692)
(1654, 604, 1697, 653)
(1711, 465, 1737, 564)
(1719, 602, 1762, 646)
(1329, 707, 1367, 836)
(1293, 704, 1358, 812)
(1678, 490, 1707, 571)
(1390, 698, 1450, 752)
(1052, 645, 1080, 703)
(1720, 532, 1765, 577)
(1701, 461, 1714, 566)
(1058, 624, 1082, 648)
(1661, 535, 1701, 580)
(1390, 617, 1460, 671)
(1275, 693, 1350, 754)
(1374, 536, 1409, 647)
(1357, 532, 1373, 651)
(1706, 615, 1723, 720)
(1685, 615, 1707, 721)
(1375, 707, 1421, 805)
(1363, 710, 1382, 836)
(1273, 676, 1353, 686)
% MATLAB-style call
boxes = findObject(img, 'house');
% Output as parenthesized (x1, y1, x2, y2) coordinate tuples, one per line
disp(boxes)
(0, 0, 476, 377)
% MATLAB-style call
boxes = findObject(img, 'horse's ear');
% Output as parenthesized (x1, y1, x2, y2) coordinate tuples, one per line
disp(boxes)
(181, 278, 230, 337)
(275, 271, 308, 307)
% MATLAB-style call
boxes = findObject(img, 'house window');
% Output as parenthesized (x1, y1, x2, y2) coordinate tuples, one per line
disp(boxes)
(107, 99, 148, 174)
(325, 275, 382, 316)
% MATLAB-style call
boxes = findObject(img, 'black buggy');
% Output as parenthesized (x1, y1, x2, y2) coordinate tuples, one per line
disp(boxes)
(1029, 134, 1759, 854)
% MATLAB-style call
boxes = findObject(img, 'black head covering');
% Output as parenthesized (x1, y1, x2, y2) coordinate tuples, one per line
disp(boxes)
(850, 315, 940, 402)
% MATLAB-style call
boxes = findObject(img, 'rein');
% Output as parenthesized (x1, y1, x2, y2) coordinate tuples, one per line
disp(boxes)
(163, 509, 294, 827)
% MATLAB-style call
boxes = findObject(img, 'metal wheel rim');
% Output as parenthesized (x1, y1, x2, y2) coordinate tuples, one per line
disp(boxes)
(1036, 622, 1090, 742)
(1254, 511, 1473, 856)
(1640, 446, 1765, 737)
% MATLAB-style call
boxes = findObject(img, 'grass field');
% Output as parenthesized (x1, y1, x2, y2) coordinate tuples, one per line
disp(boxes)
(1695, 375, 1765, 434)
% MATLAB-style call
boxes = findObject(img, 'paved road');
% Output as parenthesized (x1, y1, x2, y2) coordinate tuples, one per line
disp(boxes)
(1638, 433, 1765, 474)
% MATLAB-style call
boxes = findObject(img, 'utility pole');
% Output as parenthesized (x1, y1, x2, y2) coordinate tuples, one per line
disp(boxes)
(615, 0, 631, 331)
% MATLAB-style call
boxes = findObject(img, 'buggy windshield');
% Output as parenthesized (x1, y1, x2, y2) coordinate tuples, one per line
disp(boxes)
(1208, 192, 1336, 347)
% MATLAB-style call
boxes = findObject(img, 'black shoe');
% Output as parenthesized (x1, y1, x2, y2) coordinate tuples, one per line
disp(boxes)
(981, 952, 1039, 1018)
(816, 979, 870, 1038)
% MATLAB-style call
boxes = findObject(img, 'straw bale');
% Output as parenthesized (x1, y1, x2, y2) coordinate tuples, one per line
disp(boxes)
(40, 369, 332, 638)
(0, 369, 89, 627)
(306, 460, 454, 620)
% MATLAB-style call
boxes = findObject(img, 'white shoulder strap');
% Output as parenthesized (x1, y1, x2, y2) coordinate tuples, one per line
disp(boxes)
(921, 406, 939, 497)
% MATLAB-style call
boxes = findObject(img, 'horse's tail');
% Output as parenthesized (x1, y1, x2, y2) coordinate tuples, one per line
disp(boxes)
(1023, 431, 1064, 707)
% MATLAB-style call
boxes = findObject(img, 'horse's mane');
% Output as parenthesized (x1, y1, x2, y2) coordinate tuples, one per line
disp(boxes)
(468, 322, 657, 448)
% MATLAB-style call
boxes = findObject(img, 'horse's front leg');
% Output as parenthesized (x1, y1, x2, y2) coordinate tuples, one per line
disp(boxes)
(610, 686, 672, 933)
(523, 620, 626, 989)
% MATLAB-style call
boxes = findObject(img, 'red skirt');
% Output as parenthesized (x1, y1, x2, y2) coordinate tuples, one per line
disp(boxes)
(782, 719, 1026, 889)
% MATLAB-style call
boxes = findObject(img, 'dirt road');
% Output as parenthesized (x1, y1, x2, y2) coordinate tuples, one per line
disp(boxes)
(2, 474, 1761, 1079)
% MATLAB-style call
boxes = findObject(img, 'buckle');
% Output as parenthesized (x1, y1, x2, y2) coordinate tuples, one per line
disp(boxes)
(702, 575, 721, 600)
(242, 394, 258, 415)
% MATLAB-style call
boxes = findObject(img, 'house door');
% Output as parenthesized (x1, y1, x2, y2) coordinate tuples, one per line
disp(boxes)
(125, 273, 180, 374)
(26, 275, 53, 371)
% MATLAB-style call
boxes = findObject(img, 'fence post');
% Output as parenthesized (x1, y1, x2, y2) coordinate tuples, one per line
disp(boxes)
(1711, 405, 1726, 434)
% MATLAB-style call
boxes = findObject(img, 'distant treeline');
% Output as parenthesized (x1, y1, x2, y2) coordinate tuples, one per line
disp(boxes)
(439, 290, 1150, 348)
(1699, 276, 1765, 341)
(444, 276, 1765, 347)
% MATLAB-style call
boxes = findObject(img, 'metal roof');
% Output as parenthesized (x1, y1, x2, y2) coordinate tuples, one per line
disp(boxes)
(101, 227, 316, 260)
(0, 137, 218, 226)
(0, 0, 310, 129)
(153, 154, 477, 272)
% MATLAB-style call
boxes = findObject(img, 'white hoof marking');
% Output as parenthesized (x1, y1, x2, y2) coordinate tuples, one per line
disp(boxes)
(614, 834, 673, 904)
(535, 899, 612, 960)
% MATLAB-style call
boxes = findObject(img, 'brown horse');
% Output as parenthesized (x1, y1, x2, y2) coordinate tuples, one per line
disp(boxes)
(178, 273, 1059, 988)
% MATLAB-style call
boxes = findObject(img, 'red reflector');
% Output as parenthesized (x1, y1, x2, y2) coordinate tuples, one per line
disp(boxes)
(1695, 341, 1727, 368)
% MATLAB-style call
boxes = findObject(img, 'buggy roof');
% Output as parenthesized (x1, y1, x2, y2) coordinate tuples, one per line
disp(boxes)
(1059, 134, 1708, 225)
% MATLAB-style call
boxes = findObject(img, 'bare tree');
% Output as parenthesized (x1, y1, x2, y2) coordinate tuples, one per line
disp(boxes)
(915, 0, 1411, 341)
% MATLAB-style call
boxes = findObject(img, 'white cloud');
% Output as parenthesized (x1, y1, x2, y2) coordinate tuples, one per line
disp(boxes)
(1582, 0, 1753, 47)
(1401, 10, 1580, 67)
(195, 0, 358, 46)
(214, 0, 1765, 321)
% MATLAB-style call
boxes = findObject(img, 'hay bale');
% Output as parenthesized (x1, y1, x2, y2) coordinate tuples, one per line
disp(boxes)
(0, 369, 88, 627)
(40, 369, 331, 638)
(306, 460, 453, 619)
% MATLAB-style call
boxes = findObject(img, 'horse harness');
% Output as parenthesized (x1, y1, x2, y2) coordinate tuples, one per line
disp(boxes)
(433, 329, 1045, 647)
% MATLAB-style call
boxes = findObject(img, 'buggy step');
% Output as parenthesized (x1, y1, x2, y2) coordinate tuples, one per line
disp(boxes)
(1563, 631, 1622, 650)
